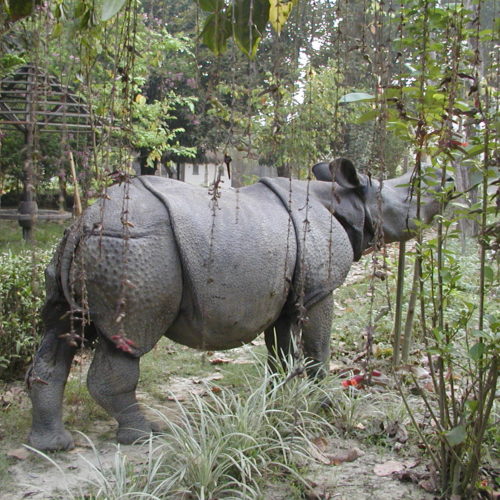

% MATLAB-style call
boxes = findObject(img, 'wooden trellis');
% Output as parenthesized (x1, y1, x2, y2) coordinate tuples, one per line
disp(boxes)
(0, 64, 93, 133)
(0, 64, 95, 240)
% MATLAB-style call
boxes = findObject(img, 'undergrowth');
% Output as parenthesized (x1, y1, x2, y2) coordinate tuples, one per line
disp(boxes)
(0, 248, 53, 379)
(31, 361, 339, 499)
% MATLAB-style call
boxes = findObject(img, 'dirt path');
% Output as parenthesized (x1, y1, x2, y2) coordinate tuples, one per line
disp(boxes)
(7, 433, 434, 500)
(3, 348, 433, 500)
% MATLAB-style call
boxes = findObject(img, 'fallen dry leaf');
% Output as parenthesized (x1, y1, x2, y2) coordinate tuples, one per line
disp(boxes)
(167, 394, 186, 402)
(327, 447, 364, 465)
(7, 447, 30, 460)
(209, 357, 231, 365)
(192, 374, 224, 384)
(410, 365, 430, 379)
(1, 387, 24, 407)
(329, 362, 346, 373)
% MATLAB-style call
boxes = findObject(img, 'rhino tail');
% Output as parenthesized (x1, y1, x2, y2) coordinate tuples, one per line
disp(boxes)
(57, 224, 85, 315)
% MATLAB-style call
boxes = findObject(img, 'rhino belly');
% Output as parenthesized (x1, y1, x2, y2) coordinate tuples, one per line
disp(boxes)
(165, 228, 297, 350)
(165, 274, 290, 350)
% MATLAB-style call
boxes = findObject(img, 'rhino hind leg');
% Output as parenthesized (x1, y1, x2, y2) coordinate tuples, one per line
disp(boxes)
(28, 300, 77, 451)
(87, 334, 158, 444)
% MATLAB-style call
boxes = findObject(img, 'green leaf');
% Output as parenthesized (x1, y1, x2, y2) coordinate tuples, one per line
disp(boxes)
(233, 0, 269, 58)
(74, 1, 87, 18)
(356, 109, 379, 124)
(465, 400, 478, 413)
(469, 342, 486, 361)
(465, 144, 485, 157)
(200, 12, 232, 56)
(468, 169, 484, 187)
(269, 0, 297, 35)
(101, 0, 126, 21)
(0, 54, 26, 73)
(51, 22, 62, 37)
(484, 265, 494, 282)
(339, 92, 375, 104)
(197, 0, 225, 12)
(445, 425, 466, 447)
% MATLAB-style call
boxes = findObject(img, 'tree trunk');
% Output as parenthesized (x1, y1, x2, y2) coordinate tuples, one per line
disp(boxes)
(19, 125, 37, 243)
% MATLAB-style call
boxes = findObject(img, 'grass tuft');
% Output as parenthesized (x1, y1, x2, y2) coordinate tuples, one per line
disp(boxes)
(33, 358, 339, 499)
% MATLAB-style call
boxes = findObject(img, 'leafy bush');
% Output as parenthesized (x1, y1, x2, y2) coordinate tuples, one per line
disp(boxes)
(0, 248, 52, 380)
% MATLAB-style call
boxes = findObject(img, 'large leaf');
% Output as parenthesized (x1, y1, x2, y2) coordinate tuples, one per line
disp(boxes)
(101, 0, 127, 21)
(356, 109, 379, 124)
(469, 342, 486, 362)
(444, 425, 466, 447)
(339, 92, 375, 104)
(269, 0, 297, 35)
(200, 11, 232, 56)
(232, 0, 269, 58)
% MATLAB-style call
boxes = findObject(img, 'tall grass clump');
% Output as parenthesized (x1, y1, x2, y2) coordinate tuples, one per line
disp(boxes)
(0, 248, 52, 379)
(58, 360, 338, 499)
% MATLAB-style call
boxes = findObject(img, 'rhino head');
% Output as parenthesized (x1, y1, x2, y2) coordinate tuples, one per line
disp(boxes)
(313, 158, 448, 256)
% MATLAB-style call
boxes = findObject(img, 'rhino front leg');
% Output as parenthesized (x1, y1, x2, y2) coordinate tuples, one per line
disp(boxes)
(302, 294, 333, 379)
(87, 335, 157, 444)
(28, 310, 77, 451)
(264, 315, 293, 374)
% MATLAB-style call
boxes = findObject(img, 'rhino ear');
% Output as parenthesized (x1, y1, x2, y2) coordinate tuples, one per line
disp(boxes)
(329, 158, 361, 189)
(312, 162, 333, 181)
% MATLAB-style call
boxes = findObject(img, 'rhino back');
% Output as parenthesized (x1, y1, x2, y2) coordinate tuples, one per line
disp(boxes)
(81, 179, 172, 236)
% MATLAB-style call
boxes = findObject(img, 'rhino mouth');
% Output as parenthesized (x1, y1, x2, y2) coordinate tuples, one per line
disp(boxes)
(363, 206, 376, 249)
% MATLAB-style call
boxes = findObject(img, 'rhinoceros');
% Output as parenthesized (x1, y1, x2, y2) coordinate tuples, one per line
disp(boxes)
(27, 158, 444, 451)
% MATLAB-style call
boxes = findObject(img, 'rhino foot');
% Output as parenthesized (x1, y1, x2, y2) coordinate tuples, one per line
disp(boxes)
(116, 419, 160, 445)
(28, 428, 75, 451)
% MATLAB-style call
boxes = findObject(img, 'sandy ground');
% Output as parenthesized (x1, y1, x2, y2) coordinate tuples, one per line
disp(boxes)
(3, 360, 435, 500)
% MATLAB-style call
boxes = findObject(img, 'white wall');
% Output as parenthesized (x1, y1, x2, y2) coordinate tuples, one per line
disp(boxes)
(182, 163, 229, 188)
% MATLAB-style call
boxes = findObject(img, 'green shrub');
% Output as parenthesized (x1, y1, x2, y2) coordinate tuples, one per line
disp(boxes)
(0, 248, 52, 380)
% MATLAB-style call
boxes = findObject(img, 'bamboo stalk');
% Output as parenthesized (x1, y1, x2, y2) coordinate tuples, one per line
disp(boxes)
(68, 151, 82, 216)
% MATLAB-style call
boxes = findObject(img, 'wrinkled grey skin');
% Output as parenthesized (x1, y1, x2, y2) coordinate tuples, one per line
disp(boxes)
(27, 159, 443, 451)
